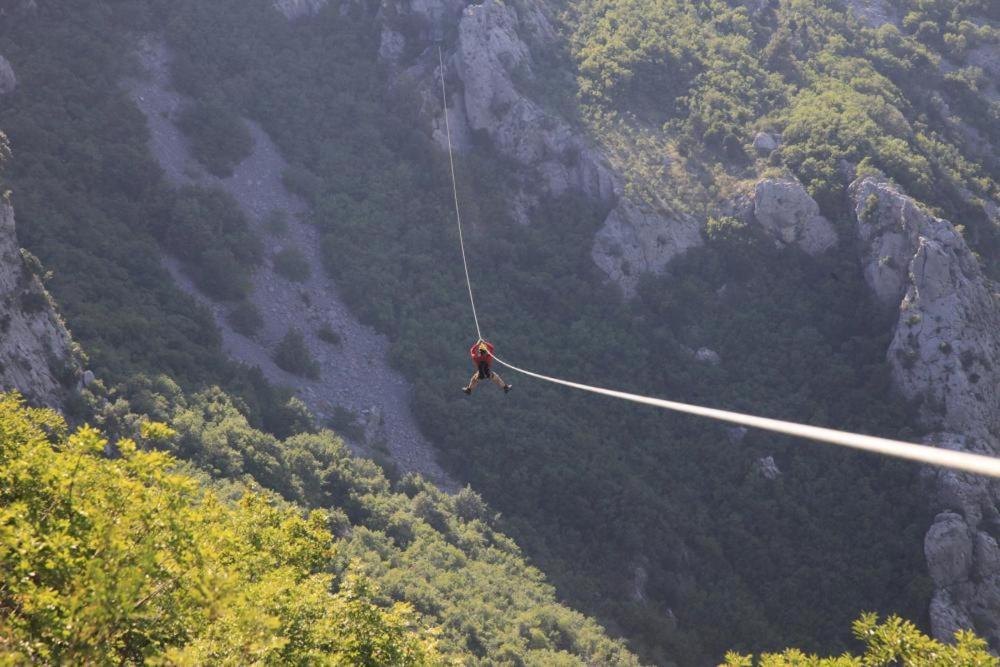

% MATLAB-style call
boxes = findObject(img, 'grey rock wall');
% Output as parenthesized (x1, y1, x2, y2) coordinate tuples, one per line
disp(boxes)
(850, 176, 1000, 647)
(0, 204, 80, 408)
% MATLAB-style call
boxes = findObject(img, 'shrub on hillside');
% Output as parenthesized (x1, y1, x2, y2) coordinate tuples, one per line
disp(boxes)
(317, 321, 342, 345)
(227, 299, 263, 337)
(273, 328, 319, 379)
(272, 246, 311, 283)
(724, 613, 996, 665)
(176, 101, 254, 177)
(263, 209, 289, 237)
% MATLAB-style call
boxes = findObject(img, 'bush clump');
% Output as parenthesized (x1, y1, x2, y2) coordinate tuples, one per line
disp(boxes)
(272, 246, 311, 283)
(176, 101, 254, 177)
(154, 186, 262, 301)
(273, 328, 319, 379)
(227, 300, 263, 337)
(317, 322, 342, 345)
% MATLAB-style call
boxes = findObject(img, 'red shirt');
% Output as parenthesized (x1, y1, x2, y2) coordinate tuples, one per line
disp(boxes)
(470, 341, 495, 367)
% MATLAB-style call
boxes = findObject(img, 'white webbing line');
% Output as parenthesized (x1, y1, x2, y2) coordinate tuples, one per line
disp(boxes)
(438, 45, 482, 341)
(492, 355, 1000, 478)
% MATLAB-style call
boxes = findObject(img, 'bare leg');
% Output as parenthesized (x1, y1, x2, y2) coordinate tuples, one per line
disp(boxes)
(465, 371, 481, 392)
(489, 371, 507, 389)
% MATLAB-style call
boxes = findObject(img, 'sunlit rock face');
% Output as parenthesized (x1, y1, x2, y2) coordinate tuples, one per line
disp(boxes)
(0, 204, 80, 408)
(750, 178, 837, 254)
(273, 0, 328, 20)
(850, 176, 1000, 647)
(730, 176, 838, 255)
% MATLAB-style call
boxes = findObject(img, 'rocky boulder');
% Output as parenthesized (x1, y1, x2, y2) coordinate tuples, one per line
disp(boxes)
(273, 0, 328, 20)
(0, 55, 16, 96)
(843, 0, 898, 27)
(0, 204, 80, 407)
(925, 511, 973, 588)
(694, 347, 721, 365)
(752, 132, 778, 155)
(749, 178, 837, 254)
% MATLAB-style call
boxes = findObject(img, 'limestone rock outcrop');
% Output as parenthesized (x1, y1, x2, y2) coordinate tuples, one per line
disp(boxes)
(273, 0, 328, 20)
(748, 178, 837, 255)
(850, 176, 1000, 646)
(694, 347, 721, 365)
(592, 199, 703, 295)
(752, 132, 778, 155)
(843, 0, 898, 27)
(0, 204, 80, 407)
(755, 456, 781, 480)
(0, 55, 16, 96)
(377, 0, 701, 295)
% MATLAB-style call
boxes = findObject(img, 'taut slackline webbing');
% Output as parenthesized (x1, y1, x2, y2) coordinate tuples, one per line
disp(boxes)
(490, 354, 1000, 478)
(435, 50, 1000, 479)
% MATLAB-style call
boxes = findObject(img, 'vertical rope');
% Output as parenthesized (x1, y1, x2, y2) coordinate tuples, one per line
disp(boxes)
(438, 45, 482, 341)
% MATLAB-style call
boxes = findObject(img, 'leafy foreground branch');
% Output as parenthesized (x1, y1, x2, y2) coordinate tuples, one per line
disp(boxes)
(723, 613, 997, 666)
(0, 392, 434, 665)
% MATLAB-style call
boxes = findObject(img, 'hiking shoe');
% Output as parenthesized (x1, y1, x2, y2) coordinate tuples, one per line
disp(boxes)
(462, 386, 472, 395)
(504, 384, 512, 394)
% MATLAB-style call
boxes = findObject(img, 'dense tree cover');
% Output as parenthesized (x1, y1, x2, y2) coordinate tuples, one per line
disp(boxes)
(0, 392, 436, 664)
(563, 0, 1000, 272)
(723, 614, 998, 666)
(149, 0, 940, 662)
(153, 186, 262, 300)
(1, 388, 641, 664)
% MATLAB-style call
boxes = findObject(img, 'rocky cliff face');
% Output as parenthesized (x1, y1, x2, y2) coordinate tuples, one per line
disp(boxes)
(850, 176, 1000, 647)
(0, 203, 80, 408)
(377, 0, 701, 295)
(0, 55, 17, 96)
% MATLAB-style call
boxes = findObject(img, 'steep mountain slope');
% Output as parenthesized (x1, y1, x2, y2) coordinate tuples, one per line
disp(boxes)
(147, 0, 937, 662)
(128, 35, 452, 488)
(0, 4, 642, 665)
(3, 0, 999, 663)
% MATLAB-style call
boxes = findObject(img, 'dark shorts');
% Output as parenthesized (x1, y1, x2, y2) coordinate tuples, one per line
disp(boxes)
(478, 361, 491, 379)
